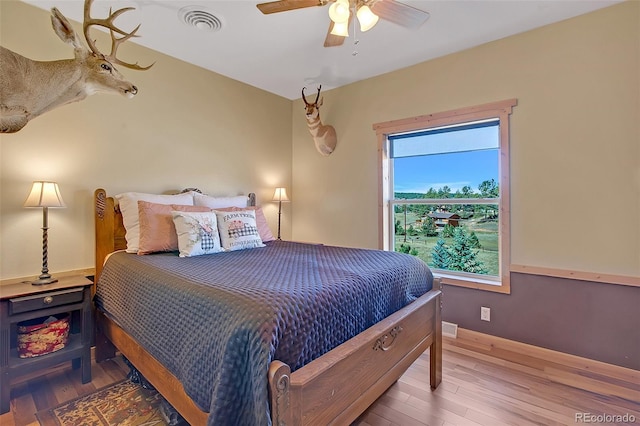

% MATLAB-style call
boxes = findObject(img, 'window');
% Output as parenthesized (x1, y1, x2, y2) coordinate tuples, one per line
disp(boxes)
(374, 99, 517, 293)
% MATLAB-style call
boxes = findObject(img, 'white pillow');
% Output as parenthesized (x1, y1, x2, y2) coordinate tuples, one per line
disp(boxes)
(193, 192, 248, 209)
(172, 211, 223, 257)
(214, 209, 265, 252)
(115, 192, 194, 253)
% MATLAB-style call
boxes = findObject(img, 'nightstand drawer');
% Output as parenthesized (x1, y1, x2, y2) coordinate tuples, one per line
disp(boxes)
(9, 288, 84, 315)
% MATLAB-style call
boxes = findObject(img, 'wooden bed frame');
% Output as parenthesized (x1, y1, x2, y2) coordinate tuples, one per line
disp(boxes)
(93, 188, 442, 425)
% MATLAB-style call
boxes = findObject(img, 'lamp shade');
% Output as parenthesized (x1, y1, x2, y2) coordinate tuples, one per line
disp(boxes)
(328, 0, 350, 23)
(357, 5, 379, 32)
(272, 187, 289, 202)
(24, 181, 66, 208)
(330, 20, 350, 37)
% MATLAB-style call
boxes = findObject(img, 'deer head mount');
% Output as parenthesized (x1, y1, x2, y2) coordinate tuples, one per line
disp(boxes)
(302, 85, 337, 156)
(0, 0, 152, 133)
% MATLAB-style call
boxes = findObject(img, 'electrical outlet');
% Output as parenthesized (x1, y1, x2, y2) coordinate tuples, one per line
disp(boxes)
(481, 306, 491, 322)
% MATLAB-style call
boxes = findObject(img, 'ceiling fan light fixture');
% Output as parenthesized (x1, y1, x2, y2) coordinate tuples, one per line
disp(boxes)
(329, 0, 350, 23)
(330, 20, 349, 37)
(356, 5, 378, 32)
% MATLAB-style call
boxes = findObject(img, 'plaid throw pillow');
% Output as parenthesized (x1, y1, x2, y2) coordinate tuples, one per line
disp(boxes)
(172, 211, 223, 257)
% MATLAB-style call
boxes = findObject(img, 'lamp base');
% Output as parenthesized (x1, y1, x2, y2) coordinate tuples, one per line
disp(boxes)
(30, 275, 58, 286)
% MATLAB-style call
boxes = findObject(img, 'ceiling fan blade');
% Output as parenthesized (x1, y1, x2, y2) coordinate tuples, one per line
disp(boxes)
(371, 0, 430, 29)
(257, 0, 326, 14)
(324, 21, 346, 47)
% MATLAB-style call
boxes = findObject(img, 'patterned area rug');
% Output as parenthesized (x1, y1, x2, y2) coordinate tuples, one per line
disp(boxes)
(36, 379, 168, 426)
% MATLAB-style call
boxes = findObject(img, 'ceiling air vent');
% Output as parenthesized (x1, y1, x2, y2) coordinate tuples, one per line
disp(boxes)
(179, 6, 223, 32)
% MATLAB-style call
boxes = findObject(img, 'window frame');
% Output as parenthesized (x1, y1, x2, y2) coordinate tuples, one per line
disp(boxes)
(373, 99, 517, 294)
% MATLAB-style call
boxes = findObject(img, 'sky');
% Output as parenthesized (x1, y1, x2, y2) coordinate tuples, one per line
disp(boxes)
(393, 149, 498, 194)
(392, 122, 499, 194)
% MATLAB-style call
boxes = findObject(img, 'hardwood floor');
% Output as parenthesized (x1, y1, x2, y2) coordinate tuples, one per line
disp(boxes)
(356, 330, 640, 426)
(2, 330, 638, 426)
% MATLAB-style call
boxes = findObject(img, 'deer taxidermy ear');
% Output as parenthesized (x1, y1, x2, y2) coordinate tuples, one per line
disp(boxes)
(50, 7, 84, 50)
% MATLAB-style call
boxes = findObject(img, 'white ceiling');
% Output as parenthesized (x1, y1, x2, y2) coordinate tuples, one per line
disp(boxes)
(21, 0, 622, 100)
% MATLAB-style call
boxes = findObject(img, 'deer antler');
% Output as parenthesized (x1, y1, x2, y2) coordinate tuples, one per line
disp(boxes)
(83, 0, 152, 70)
(107, 26, 153, 70)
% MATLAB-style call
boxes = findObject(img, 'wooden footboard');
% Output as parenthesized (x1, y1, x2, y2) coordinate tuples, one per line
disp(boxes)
(93, 188, 443, 425)
(268, 284, 442, 425)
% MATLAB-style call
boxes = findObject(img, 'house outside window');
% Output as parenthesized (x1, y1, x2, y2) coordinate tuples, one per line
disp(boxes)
(373, 99, 517, 293)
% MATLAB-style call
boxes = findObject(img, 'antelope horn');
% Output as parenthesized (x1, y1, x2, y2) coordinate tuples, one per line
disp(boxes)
(302, 87, 309, 105)
(315, 85, 322, 104)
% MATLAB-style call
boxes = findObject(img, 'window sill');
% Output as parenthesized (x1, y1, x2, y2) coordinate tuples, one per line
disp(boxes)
(434, 271, 511, 294)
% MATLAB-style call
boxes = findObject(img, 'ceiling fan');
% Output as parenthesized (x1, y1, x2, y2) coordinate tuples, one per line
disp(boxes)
(256, 0, 430, 47)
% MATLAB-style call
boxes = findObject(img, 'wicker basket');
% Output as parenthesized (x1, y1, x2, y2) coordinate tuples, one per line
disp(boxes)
(17, 313, 70, 358)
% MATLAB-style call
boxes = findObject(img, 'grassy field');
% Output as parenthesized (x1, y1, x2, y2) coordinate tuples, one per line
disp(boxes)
(394, 212, 499, 276)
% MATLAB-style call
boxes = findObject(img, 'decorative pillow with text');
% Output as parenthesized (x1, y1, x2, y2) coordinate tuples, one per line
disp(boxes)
(215, 206, 275, 242)
(214, 209, 265, 252)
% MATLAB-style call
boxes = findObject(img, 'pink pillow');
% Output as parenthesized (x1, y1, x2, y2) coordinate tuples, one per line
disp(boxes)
(138, 201, 211, 254)
(215, 206, 275, 242)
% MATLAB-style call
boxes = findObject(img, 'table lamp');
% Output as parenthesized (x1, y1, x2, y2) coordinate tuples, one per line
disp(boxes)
(272, 187, 289, 241)
(24, 181, 66, 285)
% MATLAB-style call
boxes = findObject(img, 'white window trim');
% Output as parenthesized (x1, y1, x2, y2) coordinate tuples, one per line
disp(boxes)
(373, 99, 517, 294)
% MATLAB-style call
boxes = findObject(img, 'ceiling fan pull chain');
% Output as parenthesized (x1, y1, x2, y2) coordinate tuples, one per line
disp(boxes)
(352, 4, 359, 56)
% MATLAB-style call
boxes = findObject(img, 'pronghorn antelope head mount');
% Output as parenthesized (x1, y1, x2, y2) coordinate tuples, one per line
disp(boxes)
(302, 85, 337, 156)
(0, 0, 152, 133)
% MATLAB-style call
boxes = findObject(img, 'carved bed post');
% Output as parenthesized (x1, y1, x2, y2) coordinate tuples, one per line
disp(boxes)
(94, 189, 117, 362)
(268, 361, 293, 425)
(94, 188, 113, 288)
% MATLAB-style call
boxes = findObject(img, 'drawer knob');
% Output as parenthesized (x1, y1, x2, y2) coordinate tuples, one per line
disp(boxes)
(43, 296, 54, 304)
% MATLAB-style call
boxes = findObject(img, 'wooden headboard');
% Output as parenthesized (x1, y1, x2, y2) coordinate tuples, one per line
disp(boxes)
(93, 188, 257, 292)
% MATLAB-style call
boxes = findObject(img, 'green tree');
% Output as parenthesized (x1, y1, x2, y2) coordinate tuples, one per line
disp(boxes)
(478, 179, 499, 219)
(431, 238, 450, 269)
(421, 216, 438, 237)
(447, 227, 487, 274)
(411, 204, 430, 217)
(409, 247, 419, 256)
(398, 243, 411, 254)
(437, 185, 452, 198)
(454, 185, 474, 198)
(441, 224, 455, 238)
(395, 219, 405, 235)
(469, 230, 481, 249)
(478, 179, 499, 197)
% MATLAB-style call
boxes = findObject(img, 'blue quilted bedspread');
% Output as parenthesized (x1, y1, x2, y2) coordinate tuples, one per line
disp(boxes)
(95, 240, 433, 425)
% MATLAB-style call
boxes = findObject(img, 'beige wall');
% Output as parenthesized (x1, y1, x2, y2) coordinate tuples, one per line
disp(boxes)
(291, 1, 640, 278)
(2, 1, 638, 282)
(0, 1, 292, 280)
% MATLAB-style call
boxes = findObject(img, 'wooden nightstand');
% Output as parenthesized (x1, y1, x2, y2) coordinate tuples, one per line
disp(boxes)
(0, 275, 93, 414)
